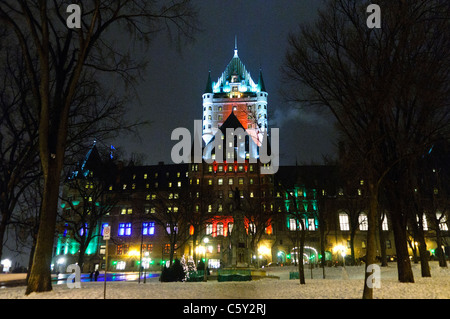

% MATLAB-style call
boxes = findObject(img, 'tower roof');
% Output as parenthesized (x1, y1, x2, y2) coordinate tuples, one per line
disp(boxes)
(204, 71, 213, 94)
(258, 69, 266, 92)
(212, 41, 258, 93)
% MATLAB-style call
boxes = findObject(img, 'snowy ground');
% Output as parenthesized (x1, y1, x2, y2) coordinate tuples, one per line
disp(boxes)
(1, 262, 450, 299)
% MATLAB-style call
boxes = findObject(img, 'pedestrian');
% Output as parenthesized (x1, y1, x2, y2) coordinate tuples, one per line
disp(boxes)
(94, 269, 99, 281)
(89, 270, 94, 281)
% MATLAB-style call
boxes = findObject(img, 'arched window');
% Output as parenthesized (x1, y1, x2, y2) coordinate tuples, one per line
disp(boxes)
(339, 213, 349, 231)
(358, 213, 368, 231)
(217, 223, 224, 236)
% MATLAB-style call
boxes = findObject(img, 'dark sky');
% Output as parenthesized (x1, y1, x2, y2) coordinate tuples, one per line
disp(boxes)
(117, 0, 337, 166)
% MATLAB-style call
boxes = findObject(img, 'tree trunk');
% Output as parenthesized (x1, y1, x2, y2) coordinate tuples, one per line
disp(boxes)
(362, 182, 379, 299)
(25, 161, 61, 295)
(349, 231, 356, 266)
(319, 214, 326, 278)
(435, 227, 447, 268)
(298, 222, 306, 285)
(390, 212, 415, 283)
(0, 211, 8, 262)
(413, 215, 430, 277)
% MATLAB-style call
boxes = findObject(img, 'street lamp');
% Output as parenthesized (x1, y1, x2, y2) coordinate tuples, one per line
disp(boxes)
(203, 237, 209, 282)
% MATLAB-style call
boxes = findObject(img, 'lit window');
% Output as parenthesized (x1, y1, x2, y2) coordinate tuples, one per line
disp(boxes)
(339, 213, 350, 231)
(121, 208, 132, 215)
(228, 178, 234, 185)
(238, 177, 244, 185)
(437, 212, 448, 231)
(308, 218, 316, 231)
(206, 223, 213, 235)
(118, 223, 132, 236)
(217, 223, 224, 236)
(359, 213, 368, 231)
(418, 214, 428, 231)
(208, 205, 212, 213)
(117, 245, 129, 256)
(144, 174, 148, 179)
(228, 223, 233, 234)
(289, 218, 297, 231)
(381, 215, 389, 230)
(142, 222, 155, 235)
(218, 178, 223, 185)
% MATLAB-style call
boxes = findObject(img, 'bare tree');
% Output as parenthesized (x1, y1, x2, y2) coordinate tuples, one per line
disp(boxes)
(0, 0, 198, 294)
(283, 0, 450, 298)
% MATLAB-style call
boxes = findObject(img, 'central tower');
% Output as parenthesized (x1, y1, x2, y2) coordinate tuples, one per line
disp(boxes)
(202, 41, 268, 149)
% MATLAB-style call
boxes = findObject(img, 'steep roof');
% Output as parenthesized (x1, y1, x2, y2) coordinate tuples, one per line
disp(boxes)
(258, 69, 266, 92)
(204, 71, 213, 94)
(212, 46, 258, 93)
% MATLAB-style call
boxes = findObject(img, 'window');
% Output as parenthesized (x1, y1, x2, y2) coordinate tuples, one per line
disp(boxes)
(418, 214, 428, 231)
(308, 218, 316, 231)
(289, 218, 297, 231)
(359, 213, 368, 231)
(118, 223, 132, 236)
(217, 223, 224, 236)
(238, 177, 244, 185)
(166, 223, 178, 234)
(381, 215, 389, 231)
(142, 244, 153, 253)
(248, 222, 256, 234)
(144, 174, 148, 179)
(437, 212, 448, 231)
(228, 178, 234, 185)
(339, 213, 350, 231)
(218, 178, 223, 185)
(142, 222, 155, 236)
(117, 244, 129, 255)
(228, 223, 233, 234)
(164, 244, 171, 254)
(79, 223, 88, 236)
(208, 204, 212, 213)
(386, 240, 391, 249)
(121, 208, 132, 215)
(206, 223, 213, 235)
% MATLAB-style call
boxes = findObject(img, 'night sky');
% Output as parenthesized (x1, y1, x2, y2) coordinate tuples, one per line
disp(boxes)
(116, 0, 337, 166)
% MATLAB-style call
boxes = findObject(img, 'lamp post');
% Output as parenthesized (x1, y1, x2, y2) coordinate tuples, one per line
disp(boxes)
(203, 237, 209, 282)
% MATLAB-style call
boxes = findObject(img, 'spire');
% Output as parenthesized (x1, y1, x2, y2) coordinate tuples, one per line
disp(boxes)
(258, 69, 266, 92)
(204, 70, 213, 94)
(234, 35, 238, 57)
